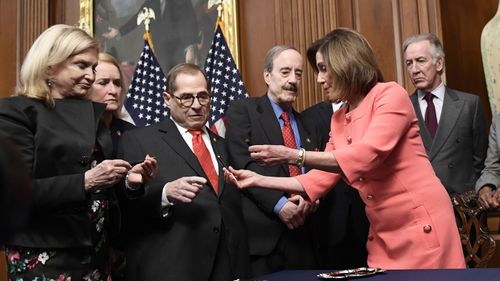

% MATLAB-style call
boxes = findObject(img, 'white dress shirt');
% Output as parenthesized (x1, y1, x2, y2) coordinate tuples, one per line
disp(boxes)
(417, 82, 445, 124)
(161, 119, 219, 211)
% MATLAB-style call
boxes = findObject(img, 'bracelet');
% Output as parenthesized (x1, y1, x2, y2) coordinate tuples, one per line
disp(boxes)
(296, 148, 306, 168)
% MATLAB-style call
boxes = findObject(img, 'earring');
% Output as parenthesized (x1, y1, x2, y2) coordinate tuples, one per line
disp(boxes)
(47, 80, 53, 87)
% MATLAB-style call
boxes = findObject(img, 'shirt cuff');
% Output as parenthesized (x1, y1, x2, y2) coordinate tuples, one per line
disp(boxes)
(161, 183, 175, 218)
(273, 196, 288, 215)
(125, 173, 142, 191)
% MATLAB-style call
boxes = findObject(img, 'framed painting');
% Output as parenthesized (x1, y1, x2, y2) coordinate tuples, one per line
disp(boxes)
(79, 0, 241, 76)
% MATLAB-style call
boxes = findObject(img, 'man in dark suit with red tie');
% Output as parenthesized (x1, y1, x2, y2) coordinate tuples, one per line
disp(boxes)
(403, 33, 488, 194)
(118, 63, 250, 281)
(226, 45, 322, 276)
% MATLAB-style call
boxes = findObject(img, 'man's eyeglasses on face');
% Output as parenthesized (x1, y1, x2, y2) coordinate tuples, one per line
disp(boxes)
(172, 93, 211, 107)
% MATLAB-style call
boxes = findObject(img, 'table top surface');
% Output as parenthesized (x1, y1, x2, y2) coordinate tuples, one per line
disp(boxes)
(249, 268, 500, 281)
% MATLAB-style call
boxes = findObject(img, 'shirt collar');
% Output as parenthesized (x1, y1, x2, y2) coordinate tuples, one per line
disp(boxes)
(267, 94, 294, 120)
(417, 82, 445, 101)
(170, 117, 208, 136)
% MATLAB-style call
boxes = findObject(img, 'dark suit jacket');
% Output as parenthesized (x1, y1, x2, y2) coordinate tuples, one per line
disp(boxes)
(109, 116, 135, 158)
(225, 95, 322, 256)
(118, 119, 250, 281)
(410, 87, 488, 193)
(0, 96, 113, 248)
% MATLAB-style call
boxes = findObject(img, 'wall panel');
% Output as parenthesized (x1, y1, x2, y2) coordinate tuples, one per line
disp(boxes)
(439, 0, 498, 122)
(0, 1, 18, 97)
(239, 0, 442, 110)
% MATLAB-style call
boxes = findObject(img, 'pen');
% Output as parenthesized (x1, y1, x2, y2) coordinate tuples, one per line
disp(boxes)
(216, 155, 238, 183)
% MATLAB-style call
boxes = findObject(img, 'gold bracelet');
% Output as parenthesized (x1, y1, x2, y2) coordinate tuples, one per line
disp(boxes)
(296, 148, 306, 168)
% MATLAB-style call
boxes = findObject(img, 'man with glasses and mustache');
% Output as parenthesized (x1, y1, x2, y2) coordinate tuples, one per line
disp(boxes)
(226, 45, 322, 276)
(118, 63, 250, 281)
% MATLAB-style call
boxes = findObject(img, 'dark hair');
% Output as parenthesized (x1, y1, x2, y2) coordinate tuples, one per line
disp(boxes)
(314, 28, 383, 98)
(165, 63, 210, 94)
(307, 34, 331, 72)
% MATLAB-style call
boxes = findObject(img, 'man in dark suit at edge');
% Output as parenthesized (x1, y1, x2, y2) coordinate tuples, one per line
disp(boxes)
(118, 63, 250, 281)
(403, 33, 488, 194)
(225, 45, 321, 276)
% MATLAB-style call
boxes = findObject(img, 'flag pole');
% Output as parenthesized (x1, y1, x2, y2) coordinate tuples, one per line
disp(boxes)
(214, 0, 226, 37)
(137, 7, 156, 54)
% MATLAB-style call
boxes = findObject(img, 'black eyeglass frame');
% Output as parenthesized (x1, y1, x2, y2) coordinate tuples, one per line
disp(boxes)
(171, 93, 212, 107)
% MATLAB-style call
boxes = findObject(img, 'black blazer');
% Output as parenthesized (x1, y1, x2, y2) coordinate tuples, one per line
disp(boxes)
(118, 119, 250, 281)
(225, 95, 322, 256)
(0, 96, 112, 248)
(109, 116, 135, 158)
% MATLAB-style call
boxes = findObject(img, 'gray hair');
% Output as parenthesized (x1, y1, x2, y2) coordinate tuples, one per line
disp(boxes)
(402, 33, 445, 63)
(263, 45, 298, 72)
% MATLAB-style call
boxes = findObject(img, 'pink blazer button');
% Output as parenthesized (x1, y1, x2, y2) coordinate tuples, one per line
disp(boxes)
(423, 224, 432, 233)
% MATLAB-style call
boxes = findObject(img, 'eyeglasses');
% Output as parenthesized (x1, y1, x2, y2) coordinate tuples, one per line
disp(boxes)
(172, 93, 211, 107)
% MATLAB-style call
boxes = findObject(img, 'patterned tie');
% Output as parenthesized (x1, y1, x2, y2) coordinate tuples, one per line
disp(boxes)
(280, 112, 302, 176)
(189, 130, 219, 193)
(424, 92, 438, 138)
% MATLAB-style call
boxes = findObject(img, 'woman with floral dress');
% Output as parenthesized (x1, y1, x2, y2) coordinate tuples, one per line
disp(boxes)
(0, 24, 157, 281)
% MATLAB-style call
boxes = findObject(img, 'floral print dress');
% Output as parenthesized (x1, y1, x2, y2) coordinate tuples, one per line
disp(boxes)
(5, 146, 113, 281)
(6, 197, 111, 281)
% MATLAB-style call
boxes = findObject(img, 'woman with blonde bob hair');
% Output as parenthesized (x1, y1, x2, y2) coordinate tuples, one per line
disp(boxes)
(87, 52, 135, 157)
(226, 28, 466, 269)
(0, 24, 156, 280)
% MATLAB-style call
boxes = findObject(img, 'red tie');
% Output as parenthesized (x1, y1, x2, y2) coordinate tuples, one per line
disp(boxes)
(189, 130, 219, 193)
(424, 92, 438, 138)
(280, 112, 302, 177)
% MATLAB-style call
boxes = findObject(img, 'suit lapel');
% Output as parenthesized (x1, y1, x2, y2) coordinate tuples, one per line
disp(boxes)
(158, 120, 210, 189)
(428, 88, 463, 160)
(92, 102, 113, 159)
(256, 96, 289, 175)
(208, 130, 226, 196)
(295, 110, 315, 151)
(410, 92, 433, 153)
(256, 96, 284, 145)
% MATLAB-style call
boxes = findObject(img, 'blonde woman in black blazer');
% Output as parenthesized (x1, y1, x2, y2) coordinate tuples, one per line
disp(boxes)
(0, 24, 156, 280)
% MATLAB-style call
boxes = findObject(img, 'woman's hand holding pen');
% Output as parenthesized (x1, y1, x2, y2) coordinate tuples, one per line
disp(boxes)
(224, 166, 263, 189)
(126, 155, 158, 188)
(84, 159, 131, 192)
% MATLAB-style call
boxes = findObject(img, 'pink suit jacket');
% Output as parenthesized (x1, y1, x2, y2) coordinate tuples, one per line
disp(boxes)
(297, 82, 465, 269)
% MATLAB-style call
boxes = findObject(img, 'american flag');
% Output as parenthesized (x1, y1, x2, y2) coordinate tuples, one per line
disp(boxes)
(204, 23, 248, 137)
(124, 39, 169, 127)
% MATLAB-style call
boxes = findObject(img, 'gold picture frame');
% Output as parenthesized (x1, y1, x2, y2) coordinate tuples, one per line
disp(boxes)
(78, 0, 241, 67)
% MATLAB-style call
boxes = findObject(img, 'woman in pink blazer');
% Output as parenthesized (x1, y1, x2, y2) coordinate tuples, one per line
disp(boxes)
(226, 28, 465, 269)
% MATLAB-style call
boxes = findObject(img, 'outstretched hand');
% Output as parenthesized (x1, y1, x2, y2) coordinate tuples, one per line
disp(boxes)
(249, 144, 296, 166)
(224, 166, 261, 189)
(165, 176, 206, 204)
